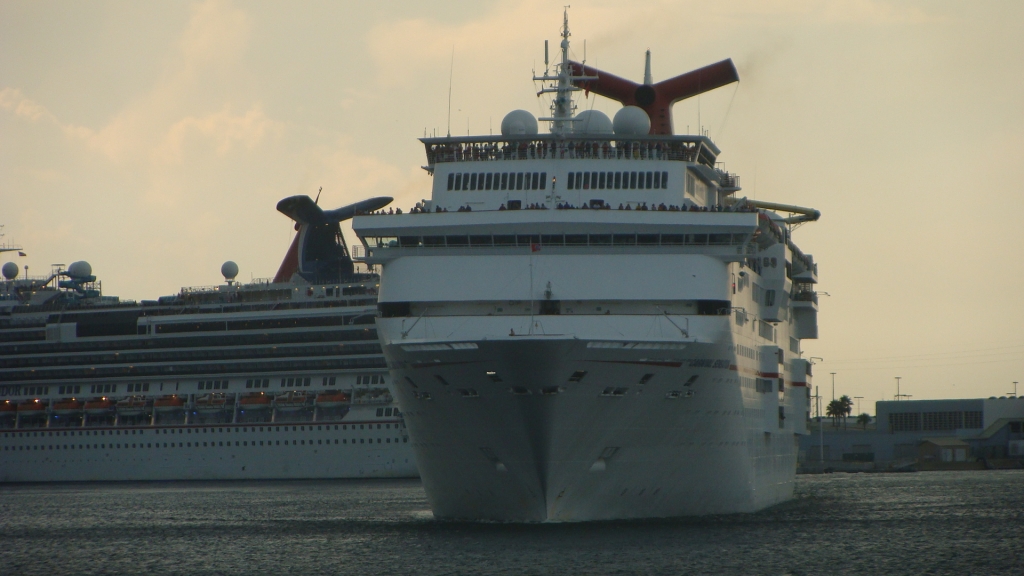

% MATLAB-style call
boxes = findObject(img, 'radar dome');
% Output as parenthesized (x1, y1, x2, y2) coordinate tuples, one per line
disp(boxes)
(500, 110, 539, 136)
(2, 262, 18, 280)
(221, 261, 239, 281)
(613, 106, 651, 136)
(572, 110, 613, 135)
(67, 261, 92, 279)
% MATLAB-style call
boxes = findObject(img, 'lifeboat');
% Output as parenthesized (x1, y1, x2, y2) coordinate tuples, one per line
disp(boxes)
(239, 392, 272, 410)
(153, 395, 185, 413)
(52, 398, 85, 415)
(84, 397, 114, 415)
(116, 395, 148, 416)
(17, 399, 47, 414)
(315, 391, 351, 409)
(274, 391, 308, 412)
(0, 400, 16, 416)
(195, 392, 228, 413)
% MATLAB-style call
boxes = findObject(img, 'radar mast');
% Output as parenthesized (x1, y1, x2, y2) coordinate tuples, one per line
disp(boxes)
(533, 9, 597, 134)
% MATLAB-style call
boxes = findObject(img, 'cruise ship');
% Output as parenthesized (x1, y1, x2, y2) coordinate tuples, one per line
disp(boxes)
(353, 14, 819, 521)
(0, 195, 418, 482)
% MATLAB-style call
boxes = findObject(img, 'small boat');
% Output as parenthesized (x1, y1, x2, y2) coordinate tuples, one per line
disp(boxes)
(115, 395, 147, 416)
(315, 391, 351, 409)
(239, 392, 271, 410)
(52, 398, 84, 415)
(195, 392, 228, 413)
(153, 395, 185, 413)
(84, 397, 113, 415)
(274, 391, 308, 412)
(17, 399, 47, 413)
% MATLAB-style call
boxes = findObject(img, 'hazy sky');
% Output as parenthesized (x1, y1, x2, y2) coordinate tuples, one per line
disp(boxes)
(2, 0, 1022, 407)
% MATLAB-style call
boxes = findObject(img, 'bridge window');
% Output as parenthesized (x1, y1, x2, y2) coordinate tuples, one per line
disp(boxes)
(516, 173, 524, 190)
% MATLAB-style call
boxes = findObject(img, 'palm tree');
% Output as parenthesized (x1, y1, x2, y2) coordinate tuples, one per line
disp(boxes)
(857, 413, 871, 430)
(825, 399, 844, 427)
(839, 395, 854, 430)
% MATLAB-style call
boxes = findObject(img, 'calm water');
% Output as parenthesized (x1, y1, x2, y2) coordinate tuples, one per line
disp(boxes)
(1, 471, 1022, 575)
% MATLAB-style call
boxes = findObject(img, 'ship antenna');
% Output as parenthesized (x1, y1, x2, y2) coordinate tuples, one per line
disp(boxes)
(533, 7, 597, 134)
(314, 186, 322, 205)
(446, 46, 455, 137)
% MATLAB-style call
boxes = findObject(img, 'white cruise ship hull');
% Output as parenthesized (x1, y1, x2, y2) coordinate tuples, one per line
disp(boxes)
(381, 326, 799, 521)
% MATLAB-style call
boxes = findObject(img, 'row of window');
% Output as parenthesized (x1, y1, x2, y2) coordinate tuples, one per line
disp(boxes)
(1, 341, 383, 371)
(566, 171, 670, 190)
(198, 380, 228, 391)
(0, 356, 386, 382)
(446, 171, 548, 191)
(370, 232, 748, 250)
(4, 422, 403, 438)
(246, 379, 271, 389)
(889, 411, 983, 432)
(0, 326, 378, 361)
(3, 437, 408, 451)
(58, 385, 82, 395)
(153, 314, 375, 335)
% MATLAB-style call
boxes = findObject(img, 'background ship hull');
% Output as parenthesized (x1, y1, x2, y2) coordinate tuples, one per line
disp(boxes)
(1, 422, 417, 482)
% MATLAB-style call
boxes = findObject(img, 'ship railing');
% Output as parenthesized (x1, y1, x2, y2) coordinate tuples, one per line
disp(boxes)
(422, 135, 720, 168)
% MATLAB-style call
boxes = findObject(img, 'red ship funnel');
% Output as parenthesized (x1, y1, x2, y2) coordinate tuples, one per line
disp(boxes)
(569, 58, 739, 135)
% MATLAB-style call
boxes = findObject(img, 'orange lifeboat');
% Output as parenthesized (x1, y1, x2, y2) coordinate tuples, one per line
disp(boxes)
(239, 392, 271, 410)
(1, 399, 16, 415)
(153, 395, 185, 413)
(84, 397, 114, 415)
(274, 391, 308, 412)
(315, 391, 351, 409)
(195, 392, 228, 413)
(116, 395, 147, 416)
(17, 399, 47, 414)
(52, 398, 85, 415)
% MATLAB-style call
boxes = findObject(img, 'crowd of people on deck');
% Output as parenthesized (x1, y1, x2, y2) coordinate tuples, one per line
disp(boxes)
(425, 139, 703, 165)
(357, 201, 759, 215)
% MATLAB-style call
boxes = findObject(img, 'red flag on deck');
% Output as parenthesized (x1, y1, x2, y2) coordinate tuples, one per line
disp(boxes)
(531, 244, 540, 252)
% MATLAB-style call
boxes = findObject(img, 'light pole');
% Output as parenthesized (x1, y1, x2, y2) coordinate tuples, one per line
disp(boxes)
(1011, 382, 1019, 398)
(830, 372, 836, 401)
(895, 376, 901, 401)
(854, 396, 863, 415)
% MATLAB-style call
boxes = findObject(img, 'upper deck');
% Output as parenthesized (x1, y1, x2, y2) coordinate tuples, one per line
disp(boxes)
(421, 134, 722, 170)
(416, 134, 738, 213)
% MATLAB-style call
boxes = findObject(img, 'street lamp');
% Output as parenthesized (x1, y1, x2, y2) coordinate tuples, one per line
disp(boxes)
(1011, 382, 1019, 397)
(854, 396, 863, 415)
(831, 372, 836, 401)
(895, 376, 901, 401)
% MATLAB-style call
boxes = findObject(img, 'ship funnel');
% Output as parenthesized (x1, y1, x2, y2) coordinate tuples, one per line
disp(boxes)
(272, 195, 392, 284)
(569, 58, 739, 135)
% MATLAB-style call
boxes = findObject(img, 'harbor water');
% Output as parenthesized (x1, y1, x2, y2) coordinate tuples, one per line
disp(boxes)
(1, 470, 1021, 575)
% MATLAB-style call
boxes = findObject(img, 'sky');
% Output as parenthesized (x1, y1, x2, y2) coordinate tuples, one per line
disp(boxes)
(2, 0, 1022, 408)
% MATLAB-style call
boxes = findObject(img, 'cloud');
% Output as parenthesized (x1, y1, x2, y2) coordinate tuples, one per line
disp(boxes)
(154, 104, 284, 165)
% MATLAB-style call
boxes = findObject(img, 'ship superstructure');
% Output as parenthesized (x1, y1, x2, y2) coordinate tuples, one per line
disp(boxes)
(353, 13, 819, 521)
(0, 196, 418, 482)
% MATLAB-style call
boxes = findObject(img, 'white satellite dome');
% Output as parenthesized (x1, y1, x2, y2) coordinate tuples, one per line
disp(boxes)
(613, 106, 651, 136)
(572, 110, 613, 135)
(66, 261, 92, 279)
(2, 262, 18, 280)
(221, 261, 239, 281)
(500, 110, 539, 136)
